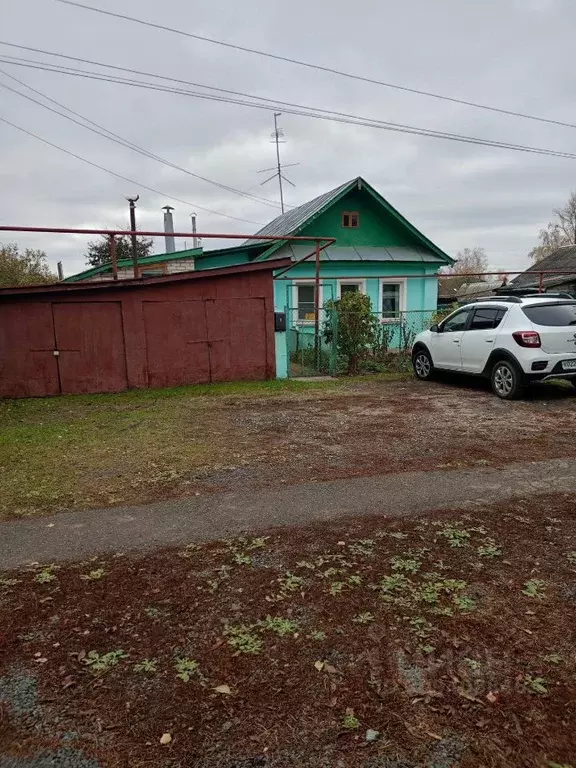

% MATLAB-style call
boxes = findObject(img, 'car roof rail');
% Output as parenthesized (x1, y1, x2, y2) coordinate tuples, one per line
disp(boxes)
(471, 295, 523, 304)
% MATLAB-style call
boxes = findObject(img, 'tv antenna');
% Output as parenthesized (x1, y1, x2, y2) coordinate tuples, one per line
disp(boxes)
(258, 113, 298, 213)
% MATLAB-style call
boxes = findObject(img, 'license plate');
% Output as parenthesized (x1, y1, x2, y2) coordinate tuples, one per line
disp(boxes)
(562, 360, 576, 371)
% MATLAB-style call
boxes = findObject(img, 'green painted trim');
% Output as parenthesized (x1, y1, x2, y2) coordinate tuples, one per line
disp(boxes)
(252, 176, 452, 265)
(65, 247, 202, 283)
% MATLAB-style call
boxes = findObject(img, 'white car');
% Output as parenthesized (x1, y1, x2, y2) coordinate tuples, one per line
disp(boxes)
(412, 296, 576, 399)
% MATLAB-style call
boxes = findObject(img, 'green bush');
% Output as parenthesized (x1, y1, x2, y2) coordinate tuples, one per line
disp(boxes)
(324, 293, 380, 375)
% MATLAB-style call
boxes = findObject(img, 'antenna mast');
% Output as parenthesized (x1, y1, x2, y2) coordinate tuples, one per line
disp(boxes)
(258, 113, 297, 213)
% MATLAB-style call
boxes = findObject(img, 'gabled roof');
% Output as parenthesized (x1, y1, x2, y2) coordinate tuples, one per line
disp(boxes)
(246, 180, 351, 245)
(246, 176, 453, 264)
(65, 247, 201, 283)
(511, 246, 576, 288)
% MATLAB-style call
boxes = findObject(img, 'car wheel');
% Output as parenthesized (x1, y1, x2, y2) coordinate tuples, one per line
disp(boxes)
(412, 348, 434, 381)
(491, 359, 524, 400)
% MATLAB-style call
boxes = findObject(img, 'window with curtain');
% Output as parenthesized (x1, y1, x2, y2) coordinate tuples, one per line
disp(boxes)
(381, 283, 401, 319)
(296, 284, 315, 321)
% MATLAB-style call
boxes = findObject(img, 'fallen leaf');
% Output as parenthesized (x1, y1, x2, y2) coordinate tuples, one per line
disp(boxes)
(314, 661, 324, 671)
(214, 684, 232, 695)
(486, 691, 499, 703)
(34, 657, 48, 664)
(365, 728, 380, 742)
(424, 730, 443, 741)
(323, 663, 339, 675)
(76, 650, 86, 661)
(159, 733, 172, 746)
(61, 675, 75, 689)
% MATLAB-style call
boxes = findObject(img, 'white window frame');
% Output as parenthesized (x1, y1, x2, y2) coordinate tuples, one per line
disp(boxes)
(336, 279, 366, 298)
(292, 280, 324, 325)
(378, 278, 407, 323)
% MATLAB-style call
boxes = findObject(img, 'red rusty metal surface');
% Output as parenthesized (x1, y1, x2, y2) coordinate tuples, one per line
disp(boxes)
(0, 302, 60, 398)
(206, 298, 268, 382)
(143, 301, 210, 388)
(0, 262, 278, 398)
(52, 302, 128, 395)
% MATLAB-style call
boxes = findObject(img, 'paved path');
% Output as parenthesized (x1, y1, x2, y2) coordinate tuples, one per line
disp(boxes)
(1, 458, 576, 569)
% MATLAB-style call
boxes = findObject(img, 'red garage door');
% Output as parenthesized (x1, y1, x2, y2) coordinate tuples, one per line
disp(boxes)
(0, 302, 60, 398)
(143, 301, 210, 387)
(53, 302, 128, 394)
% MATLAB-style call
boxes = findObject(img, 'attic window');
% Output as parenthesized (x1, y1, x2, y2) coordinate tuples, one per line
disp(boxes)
(342, 211, 359, 228)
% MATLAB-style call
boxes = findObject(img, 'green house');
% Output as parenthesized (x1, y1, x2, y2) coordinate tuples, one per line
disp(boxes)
(196, 176, 452, 378)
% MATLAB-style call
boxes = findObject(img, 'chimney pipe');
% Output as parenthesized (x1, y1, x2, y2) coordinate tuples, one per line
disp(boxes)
(57, 261, 64, 281)
(191, 213, 199, 249)
(162, 205, 175, 253)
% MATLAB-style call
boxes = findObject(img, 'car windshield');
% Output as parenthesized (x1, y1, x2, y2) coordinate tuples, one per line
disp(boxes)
(522, 302, 576, 326)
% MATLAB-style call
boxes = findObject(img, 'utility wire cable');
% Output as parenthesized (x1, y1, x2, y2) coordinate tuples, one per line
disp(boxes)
(0, 68, 283, 210)
(3, 55, 576, 162)
(55, 0, 576, 133)
(0, 115, 264, 225)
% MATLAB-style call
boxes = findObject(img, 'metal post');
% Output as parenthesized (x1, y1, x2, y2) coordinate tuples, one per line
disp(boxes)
(191, 213, 198, 249)
(539, 272, 544, 293)
(109, 234, 118, 280)
(314, 239, 321, 365)
(57, 261, 64, 281)
(274, 113, 285, 214)
(126, 195, 139, 278)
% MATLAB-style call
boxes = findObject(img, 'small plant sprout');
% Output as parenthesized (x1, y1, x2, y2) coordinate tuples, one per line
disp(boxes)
(453, 595, 477, 612)
(280, 573, 306, 593)
(329, 581, 347, 596)
(522, 579, 546, 598)
(352, 612, 375, 625)
(83, 650, 128, 674)
(543, 652, 564, 665)
(35, 567, 57, 584)
(390, 553, 422, 574)
(0, 577, 20, 587)
(233, 553, 252, 566)
(566, 552, 576, 566)
(224, 625, 263, 654)
(342, 708, 360, 730)
(524, 675, 548, 695)
(477, 540, 502, 558)
(258, 616, 299, 636)
(248, 537, 268, 550)
(80, 568, 106, 581)
(440, 525, 471, 548)
(174, 657, 200, 682)
(347, 574, 362, 586)
(387, 532, 408, 540)
(144, 606, 164, 619)
(419, 644, 435, 655)
(308, 630, 326, 641)
(465, 658, 481, 671)
(408, 616, 434, 639)
(133, 659, 158, 674)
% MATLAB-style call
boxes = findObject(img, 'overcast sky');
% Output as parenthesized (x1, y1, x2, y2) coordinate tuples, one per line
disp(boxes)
(2, 0, 576, 276)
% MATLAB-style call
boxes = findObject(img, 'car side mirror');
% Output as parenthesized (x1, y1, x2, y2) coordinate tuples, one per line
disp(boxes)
(430, 323, 439, 333)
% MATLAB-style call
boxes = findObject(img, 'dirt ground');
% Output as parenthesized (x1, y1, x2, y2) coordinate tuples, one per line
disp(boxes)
(2, 493, 576, 767)
(1, 376, 575, 520)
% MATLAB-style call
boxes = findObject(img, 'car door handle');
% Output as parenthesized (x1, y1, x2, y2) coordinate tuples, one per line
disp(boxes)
(485, 338, 494, 342)
(452, 339, 460, 343)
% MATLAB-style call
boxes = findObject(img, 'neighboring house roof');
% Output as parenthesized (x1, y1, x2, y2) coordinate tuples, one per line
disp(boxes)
(65, 247, 201, 283)
(458, 279, 503, 299)
(0, 258, 291, 296)
(511, 246, 576, 289)
(244, 176, 453, 264)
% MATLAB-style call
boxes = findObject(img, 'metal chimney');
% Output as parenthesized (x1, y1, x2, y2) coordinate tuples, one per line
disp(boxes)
(57, 261, 64, 281)
(191, 213, 200, 249)
(162, 205, 175, 252)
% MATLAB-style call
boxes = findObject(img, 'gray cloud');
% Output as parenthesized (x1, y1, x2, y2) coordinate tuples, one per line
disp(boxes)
(2, 0, 576, 277)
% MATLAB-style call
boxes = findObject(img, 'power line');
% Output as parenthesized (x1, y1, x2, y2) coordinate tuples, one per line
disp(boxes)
(0, 68, 283, 210)
(55, 0, 576, 133)
(3, 54, 576, 162)
(0, 115, 264, 225)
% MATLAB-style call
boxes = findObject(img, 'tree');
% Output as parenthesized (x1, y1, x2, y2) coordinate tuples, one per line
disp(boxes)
(528, 192, 576, 262)
(85, 234, 154, 267)
(0, 243, 56, 287)
(323, 291, 380, 375)
(440, 246, 488, 293)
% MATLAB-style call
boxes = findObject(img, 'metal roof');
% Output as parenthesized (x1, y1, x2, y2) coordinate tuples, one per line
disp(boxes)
(511, 245, 576, 287)
(280, 244, 442, 262)
(245, 180, 354, 245)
